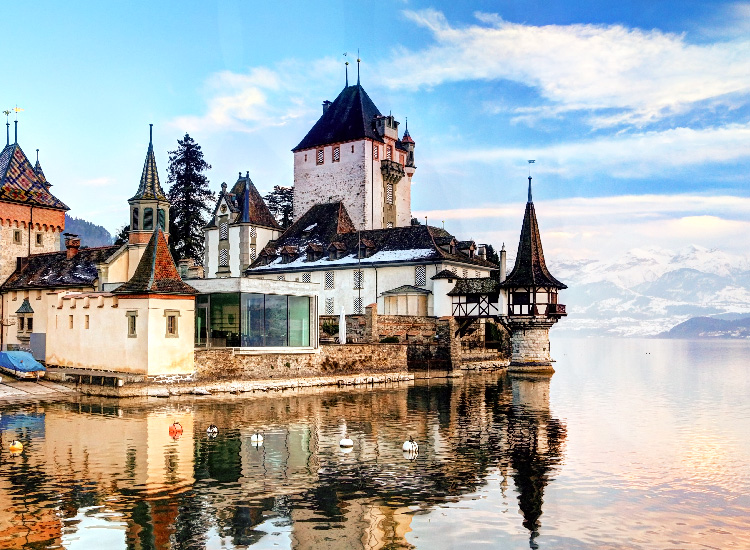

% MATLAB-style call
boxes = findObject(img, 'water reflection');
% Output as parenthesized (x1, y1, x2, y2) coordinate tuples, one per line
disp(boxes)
(0, 373, 564, 549)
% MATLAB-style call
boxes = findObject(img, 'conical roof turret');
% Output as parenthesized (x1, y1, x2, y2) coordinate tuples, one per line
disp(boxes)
(129, 124, 167, 202)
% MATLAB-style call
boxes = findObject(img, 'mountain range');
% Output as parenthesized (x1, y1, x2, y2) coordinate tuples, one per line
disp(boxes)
(549, 245, 750, 337)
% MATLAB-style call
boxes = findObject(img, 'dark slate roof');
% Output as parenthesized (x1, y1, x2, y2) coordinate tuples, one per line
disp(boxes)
(247, 202, 498, 272)
(129, 134, 167, 202)
(381, 284, 432, 296)
(0, 143, 68, 210)
(0, 246, 120, 290)
(448, 277, 500, 296)
(500, 199, 566, 290)
(293, 84, 383, 151)
(431, 269, 457, 280)
(15, 298, 34, 314)
(206, 174, 281, 229)
(114, 228, 196, 295)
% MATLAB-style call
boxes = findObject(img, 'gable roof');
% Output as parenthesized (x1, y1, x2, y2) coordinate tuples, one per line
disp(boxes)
(0, 245, 120, 290)
(206, 174, 281, 229)
(500, 197, 566, 290)
(293, 84, 384, 152)
(0, 143, 68, 210)
(381, 285, 432, 296)
(431, 269, 457, 280)
(129, 133, 167, 202)
(114, 228, 196, 295)
(247, 202, 498, 272)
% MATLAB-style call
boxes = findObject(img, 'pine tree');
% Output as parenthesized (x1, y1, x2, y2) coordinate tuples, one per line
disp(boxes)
(113, 224, 129, 246)
(264, 185, 294, 229)
(485, 244, 500, 265)
(166, 134, 214, 262)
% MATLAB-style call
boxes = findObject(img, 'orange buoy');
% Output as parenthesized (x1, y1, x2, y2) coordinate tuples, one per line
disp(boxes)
(168, 421, 183, 438)
(9, 440, 23, 453)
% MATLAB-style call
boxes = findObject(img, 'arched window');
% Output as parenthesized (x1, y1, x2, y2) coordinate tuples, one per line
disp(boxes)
(157, 209, 166, 230)
(143, 208, 154, 230)
(131, 208, 139, 230)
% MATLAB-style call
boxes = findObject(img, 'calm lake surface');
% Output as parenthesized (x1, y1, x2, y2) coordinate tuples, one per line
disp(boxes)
(1, 338, 749, 549)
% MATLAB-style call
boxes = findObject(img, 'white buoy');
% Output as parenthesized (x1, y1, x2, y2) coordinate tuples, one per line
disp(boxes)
(250, 433, 264, 444)
(339, 435, 354, 448)
(402, 436, 419, 453)
(206, 424, 218, 436)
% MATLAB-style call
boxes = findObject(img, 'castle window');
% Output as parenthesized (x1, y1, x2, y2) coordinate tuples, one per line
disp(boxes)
(13, 230, 21, 244)
(354, 297, 363, 315)
(386, 183, 393, 205)
(35, 233, 43, 246)
(166, 314, 178, 337)
(250, 226, 257, 237)
(157, 209, 166, 230)
(250, 247, 257, 261)
(219, 249, 229, 267)
(302, 272, 311, 283)
(415, 265, 426, 287)
(27, 317, 33, 331)
(325, 271, 334, 289)
(386, 145, 392, 160)
(219, 222, 229, 240)
(69, 315, 74, 329)
(132, 208, 139, 230)
(333, 146, 340, 162)
(353, 270, 363, 289)
(373, 144, 379, 160)
(325, 298, 334, 315)
(351, 145, 354, 153)
(304, 154, 307, 162)
(316, 148, 324, 165)
(18, 317, 24, 331)
(85, 315, 89, 329)
(277, 275, 286, 281)
(127, 311, 138, 338)
(143, 208, 154, 230)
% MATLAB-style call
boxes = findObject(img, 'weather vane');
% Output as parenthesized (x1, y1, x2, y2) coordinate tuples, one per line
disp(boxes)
(343, 52, 349, 86)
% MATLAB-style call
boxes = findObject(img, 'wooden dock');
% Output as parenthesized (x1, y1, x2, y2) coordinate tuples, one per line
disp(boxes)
(0, 378, 76, 401)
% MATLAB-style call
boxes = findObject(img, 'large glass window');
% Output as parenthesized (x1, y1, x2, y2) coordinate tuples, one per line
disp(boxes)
(264, 295, 288, 347)
(288, 296, 310, 347)
(242, 293, 265, 347)
(209, 293, 240, 347)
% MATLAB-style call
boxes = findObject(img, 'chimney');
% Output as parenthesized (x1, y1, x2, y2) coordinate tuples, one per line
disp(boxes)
(500, 244, 507, 283)
(16, 256, 29, 271)
(64, 233, 81, 259)
(477, 245, 487, 261)
(323, 100, 332, 114)
(177, 258, 190, 279)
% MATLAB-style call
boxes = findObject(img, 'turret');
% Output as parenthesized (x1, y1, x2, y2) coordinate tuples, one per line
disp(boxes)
(128, 124, 170, 246)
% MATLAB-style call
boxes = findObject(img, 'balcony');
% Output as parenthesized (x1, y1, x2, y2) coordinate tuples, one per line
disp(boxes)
(547, 304, 567, 317)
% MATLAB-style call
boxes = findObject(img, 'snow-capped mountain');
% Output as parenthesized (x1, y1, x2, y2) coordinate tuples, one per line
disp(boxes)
(547, 246, 750, 337)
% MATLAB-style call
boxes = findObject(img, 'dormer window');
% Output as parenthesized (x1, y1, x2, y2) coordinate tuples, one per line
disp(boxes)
(358, 239, 376, 258)
(306, 243, 324, 262)
(328, 242, 346, 260)
(281, 246, 298, 264)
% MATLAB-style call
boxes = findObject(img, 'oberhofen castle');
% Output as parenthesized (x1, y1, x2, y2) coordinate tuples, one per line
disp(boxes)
(0, 74, 566, 379)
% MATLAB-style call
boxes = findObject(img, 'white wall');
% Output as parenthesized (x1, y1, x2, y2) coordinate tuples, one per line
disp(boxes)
(205, 224, 279, 278)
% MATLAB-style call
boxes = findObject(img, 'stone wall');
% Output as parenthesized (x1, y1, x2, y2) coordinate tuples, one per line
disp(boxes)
(320, 304, 438, 344)
(507, 317, 557, 372)
(194, 343, 407, 381)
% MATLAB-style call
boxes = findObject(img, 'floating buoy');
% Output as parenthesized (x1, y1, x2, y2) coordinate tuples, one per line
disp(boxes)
(403, 449, 419, 461)
(206, 424, 218, 436)
(250, 433, 264, 445)
(169, 421, 183, 438)
(402, 436, 419, 453)
(9, 440, 23, 453)
(339, 435, 354, 448)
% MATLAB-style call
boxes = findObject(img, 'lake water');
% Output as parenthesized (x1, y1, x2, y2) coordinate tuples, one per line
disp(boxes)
(1, 338, 749, 549)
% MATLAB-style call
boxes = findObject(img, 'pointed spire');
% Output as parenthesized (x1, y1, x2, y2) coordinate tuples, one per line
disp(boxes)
(402, 117, 415, 144)
(129, 124, 168, 202)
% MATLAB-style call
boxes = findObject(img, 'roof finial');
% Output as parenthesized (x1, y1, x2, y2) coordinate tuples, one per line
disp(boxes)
(357, 49, 360, 85)
(14, 120, 17, 144)
(344, 52, 349, 87)
(36, 148, 39, 162)
(527, 160, 535, 202)
(12, 106, 23, 144)
(149, 123, 153, 145)
(2, 110, 9, 146)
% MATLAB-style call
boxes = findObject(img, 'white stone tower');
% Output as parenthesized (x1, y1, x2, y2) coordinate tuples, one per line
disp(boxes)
(292, 79, 416, 230)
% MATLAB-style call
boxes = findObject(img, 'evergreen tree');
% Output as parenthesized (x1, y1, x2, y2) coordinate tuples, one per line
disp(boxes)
(264, 185, 294, 229)
(166, 134, 214, 262)
(113, 224, 129, 246)
(485, 244, 500, 265)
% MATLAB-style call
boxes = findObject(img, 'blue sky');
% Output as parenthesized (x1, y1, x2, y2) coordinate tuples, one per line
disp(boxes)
(6, 1, 750, 262)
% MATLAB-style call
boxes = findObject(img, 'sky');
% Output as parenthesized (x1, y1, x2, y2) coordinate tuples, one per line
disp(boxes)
(5, 0, 750, 264)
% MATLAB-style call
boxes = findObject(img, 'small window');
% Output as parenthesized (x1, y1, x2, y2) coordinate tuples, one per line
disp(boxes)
(250, 226, 257, 237)
(304, 154, 307, 162)
(165, 311, 179, 338)
(127, 311, 138, 338)
(386, 146, 392, 160)
(85, 315, 90, 329)
(35, 233, 43, 246)
(353, 270, 364, 289)
(463, 269, 468, 278)
(277, 275, 285, 281)
(157, 209, 166, 230)
(386, 222, 393, 229)
(143, 208, 154, 230)
(333, 146, 340, 162)
(27, 317, 33, 331)
(324, 271, 334, 289)
(219, 222, 229, 240)
(13, 230, 21, 244)
(219, 248, 229, 267)
(325, 298, 334, 315)
(354, 297, 363, 315)
(386, 183, 393, 205)
(415, 265, 426, 287)
(18, 317, 25, 331)
(131, 208, 139, 230)
(373, 144, 379, 160)
(351, 145, 354, 153)
(69, 315, 74, 329)
(316, 149, 324, 165)
(302, 272, 311, 283)
(250, 247, 256, 261)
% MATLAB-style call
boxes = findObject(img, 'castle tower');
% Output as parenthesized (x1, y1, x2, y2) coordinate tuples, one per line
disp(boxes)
(292, 81, 416, 230)
(128, 124, 170, 246)
(500, 177, 566, 372)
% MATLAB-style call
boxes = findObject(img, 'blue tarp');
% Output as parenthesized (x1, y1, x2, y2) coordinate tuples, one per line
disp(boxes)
(0, 351, 46, 374)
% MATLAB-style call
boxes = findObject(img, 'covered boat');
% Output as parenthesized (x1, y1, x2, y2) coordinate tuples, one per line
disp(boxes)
(0, 351, 46, 379)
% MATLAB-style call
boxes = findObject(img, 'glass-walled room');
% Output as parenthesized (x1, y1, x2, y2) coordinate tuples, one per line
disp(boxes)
(195, 292, 311, 348)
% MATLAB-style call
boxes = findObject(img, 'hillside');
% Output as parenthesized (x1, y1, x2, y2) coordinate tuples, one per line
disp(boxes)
(60, 214, 113, 249)
(660, 316, 750, 339)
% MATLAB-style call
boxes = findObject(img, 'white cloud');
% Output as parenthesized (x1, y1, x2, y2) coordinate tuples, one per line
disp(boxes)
(422, 122, 750, 177)
(382, 9, 750, 127)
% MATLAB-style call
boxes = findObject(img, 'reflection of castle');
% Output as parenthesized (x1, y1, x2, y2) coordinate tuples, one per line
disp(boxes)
(0, 376, 565, 549)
